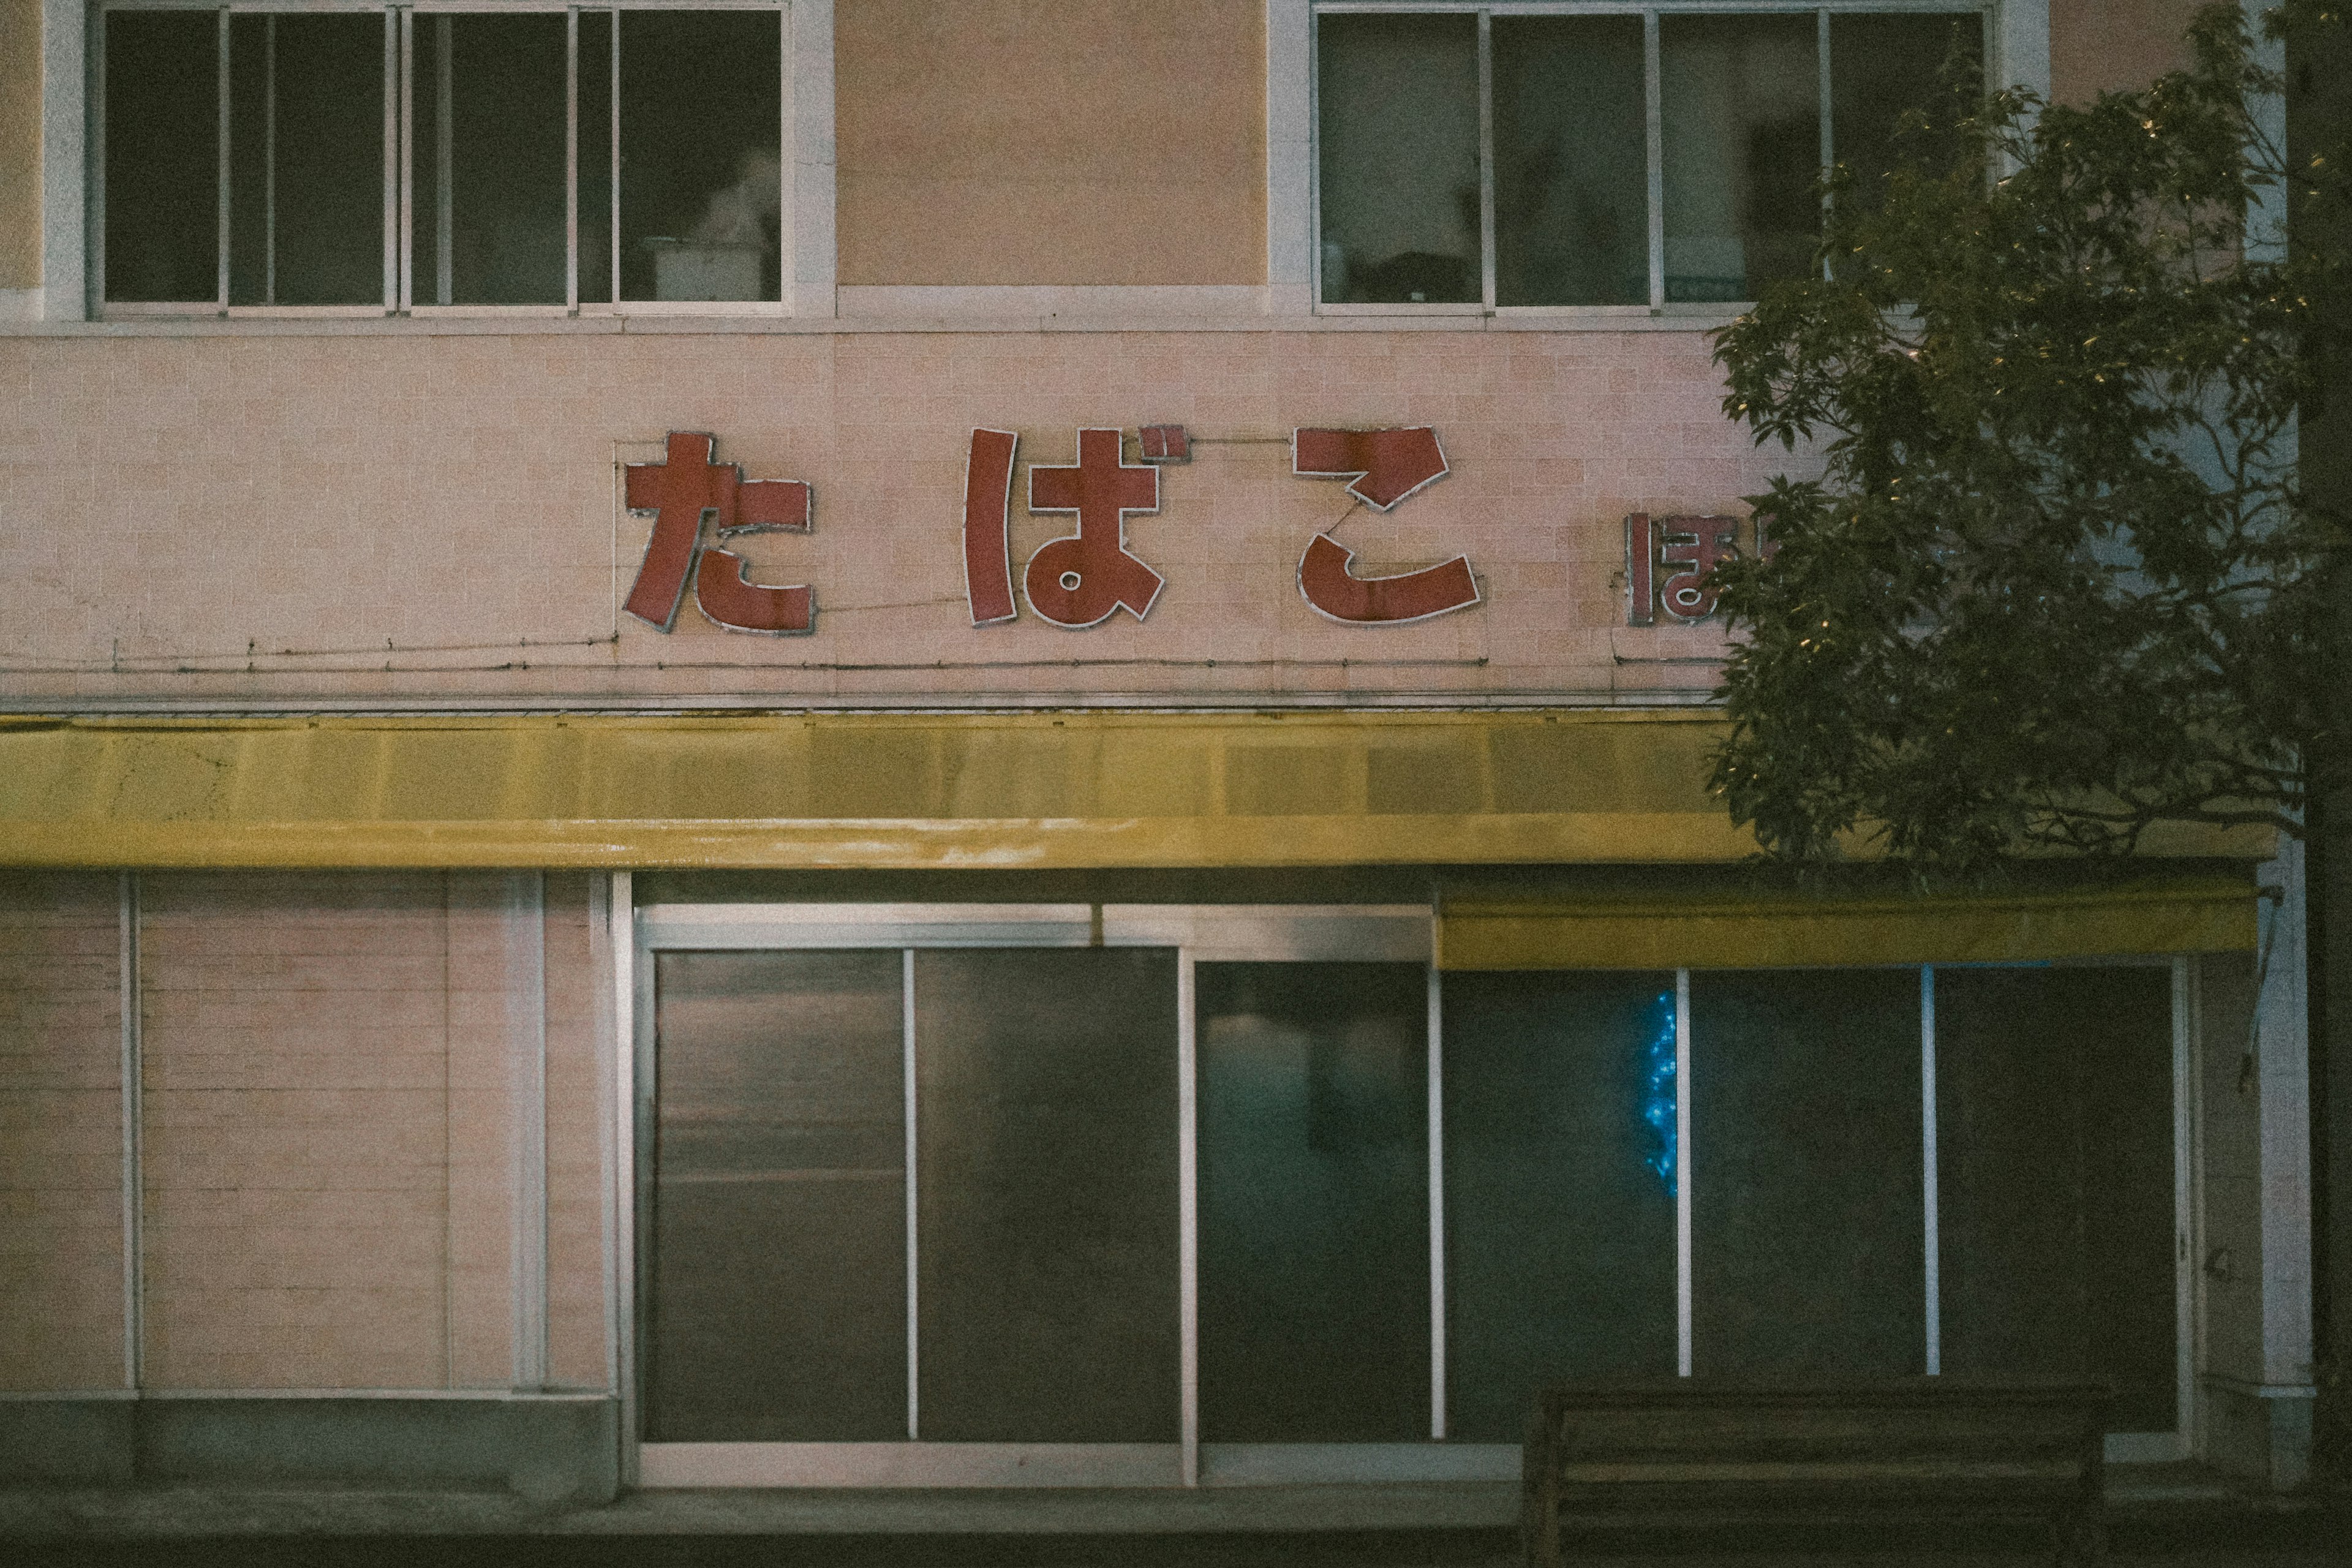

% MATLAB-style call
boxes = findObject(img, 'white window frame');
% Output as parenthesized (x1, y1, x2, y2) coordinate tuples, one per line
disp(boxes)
(1271, 0, 2049, 319)
(74, 0, 835, 322)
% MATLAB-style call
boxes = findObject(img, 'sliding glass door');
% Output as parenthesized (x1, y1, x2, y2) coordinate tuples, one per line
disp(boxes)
(631, 903, 2192, 1487)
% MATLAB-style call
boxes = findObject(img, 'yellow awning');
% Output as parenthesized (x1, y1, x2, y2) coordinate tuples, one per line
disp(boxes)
(1437, 876, 2258, 969)
(0, 710, 2275, 873)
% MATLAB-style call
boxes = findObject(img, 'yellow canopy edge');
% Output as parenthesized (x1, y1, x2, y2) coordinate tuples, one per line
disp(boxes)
(1437, 876, 2258, 969)
(0, 711, 2276, 873)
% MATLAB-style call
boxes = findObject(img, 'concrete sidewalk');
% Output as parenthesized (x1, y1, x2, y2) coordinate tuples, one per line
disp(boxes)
(2, 1476, 2344, 1567)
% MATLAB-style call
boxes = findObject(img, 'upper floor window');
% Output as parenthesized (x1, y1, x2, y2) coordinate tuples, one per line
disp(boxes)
(98, 2, 789, 315)
(1313, 3, 1985, 312)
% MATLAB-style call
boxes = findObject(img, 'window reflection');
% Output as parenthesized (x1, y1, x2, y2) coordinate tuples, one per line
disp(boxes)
(1316, 13, 1480, 305)
(1660, 13, 1821, 303)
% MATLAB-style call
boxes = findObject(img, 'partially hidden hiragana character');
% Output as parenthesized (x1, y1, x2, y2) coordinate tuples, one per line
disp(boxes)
(622, 432, 815, 635)
(1624, 513, 1744, 625)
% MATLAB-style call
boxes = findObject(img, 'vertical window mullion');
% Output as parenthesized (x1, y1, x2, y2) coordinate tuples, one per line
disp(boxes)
(1177, 949, 1199, 1485)
(216, 8, 232, 312)
(902, 947, 919, 1442)
(397, 6, 412, 312)
(1476, 10, 1495, 314)
(609, 9, 621, 306)
(1427, 965, 1447, 1439)
(1643, 9, 1664, 312)
(1674, 965, 1692, 1374)
(567, 7, 580, 312)
(1922, 965, 1941, 1374)
(382, 5, 398, 311)
(435, 15, 452, 306)
(1818, 8, 1834, 280)
(265, 15, 277, 306)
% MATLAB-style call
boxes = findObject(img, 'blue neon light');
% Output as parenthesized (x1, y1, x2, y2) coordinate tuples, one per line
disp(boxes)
(1641, 989, 1677, 1196)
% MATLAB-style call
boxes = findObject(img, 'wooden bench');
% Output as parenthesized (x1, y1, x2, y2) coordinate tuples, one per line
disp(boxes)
(1523, 1380, 2113, 1567)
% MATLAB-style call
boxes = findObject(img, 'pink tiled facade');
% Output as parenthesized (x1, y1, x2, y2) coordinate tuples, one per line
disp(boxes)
(0, 873, 123, 1391)
(0, 330, 1782, 707)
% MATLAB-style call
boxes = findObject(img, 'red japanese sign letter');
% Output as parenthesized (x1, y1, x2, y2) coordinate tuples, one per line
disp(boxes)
(963, 428, 1019, 627)
(697, 549, 812, 635)
(1658, 516, 1742, 622)
(1625, 513, 1657, 627)
(1292, 425, 1477, 624)
(1023, 428, 1164, 627)
(622, 432, 815, 636)
(1292, 427, 1449, 510)
(1297, 535, 1480, 625)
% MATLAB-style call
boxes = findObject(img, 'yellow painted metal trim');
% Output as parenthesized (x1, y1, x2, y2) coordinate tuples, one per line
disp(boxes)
(0, 712, 2277, 872)
(1437, 878, 2258, 970)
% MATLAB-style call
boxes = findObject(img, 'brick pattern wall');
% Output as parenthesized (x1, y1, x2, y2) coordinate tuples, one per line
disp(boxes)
(0, 873, 124, 1390)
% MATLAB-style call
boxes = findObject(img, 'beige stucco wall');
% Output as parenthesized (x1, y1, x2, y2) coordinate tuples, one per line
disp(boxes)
(0, 328, 1773, 709)
(2049, 0, 2203, 106)
(1, 870, 607, 1394)
(0, 0, 39, 292)
(835, 0, 1266, 285)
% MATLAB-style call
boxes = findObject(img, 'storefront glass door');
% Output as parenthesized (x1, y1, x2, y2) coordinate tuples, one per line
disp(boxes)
(630, 905, 2193, 1487)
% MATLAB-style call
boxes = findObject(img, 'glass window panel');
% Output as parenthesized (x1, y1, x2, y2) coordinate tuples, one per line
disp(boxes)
(1198, 962, 1429, 1441)
(227, 17, 268, 306)
(915, 948, 1180, 1442)
(1492, 17, 1648, 308)
(232, 13, 385, 306)
(1936, 966, 2177, 1433)
(578, 10, 615, 305)
(1691, 969, 1924, 1377)
(646, 950, 907, 1442)
(1316, 13, 1480, 305)
(410, 13, 568, 306)
(1444, 973, 1677, 1441)
(104, 10, 219, 304)
(1660, 13, 1820, 303)
(1831, 12, 1984, 221)
(619, 10, 782, 303)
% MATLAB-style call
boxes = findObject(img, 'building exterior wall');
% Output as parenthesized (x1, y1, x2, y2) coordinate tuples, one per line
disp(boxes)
(834, 0, 1265, 288)
(0, 0, 2325, 1509)
(0, 872, 122, 1392)
(2049, 0, 2203, 105)
(4, 872, 607, 1398)
(0, 328, 1754, 709)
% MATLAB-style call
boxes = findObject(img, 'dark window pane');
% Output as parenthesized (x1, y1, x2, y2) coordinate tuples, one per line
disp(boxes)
(238, 13, 385, 306)
(227, 18, 267, 305)
(1831, 13, 1983, 220)
(1445, 973, 1678, 1440)
(1493, 17, 1648, 307)
(1199, 962, 1429, 1441)
(1316, 13, 1479, 304)
(1660, 13, 1819, 303)
(647, 950, 907, 1441)
(1691, 970, 1924, 1377)
(1937, 966, 2177, 1433)
(915, 948, 1179, 1442)
(619, 10, 781, 302)
(578, 10, 614, 305)
(104, 11, 218, 303)
(412, 14, 568, 306)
